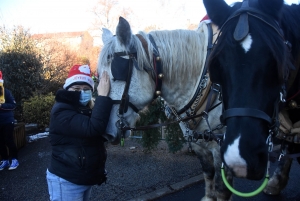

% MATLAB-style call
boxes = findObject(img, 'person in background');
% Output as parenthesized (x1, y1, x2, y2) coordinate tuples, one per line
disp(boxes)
(46, 64, 112, 201)
(0, 71, 18, 171)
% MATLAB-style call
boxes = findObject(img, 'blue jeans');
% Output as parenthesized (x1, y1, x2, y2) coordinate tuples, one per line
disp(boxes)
(46, 169, 92, 201)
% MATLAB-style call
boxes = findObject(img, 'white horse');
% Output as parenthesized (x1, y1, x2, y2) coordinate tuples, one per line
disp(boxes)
(97, 16, 232, 201)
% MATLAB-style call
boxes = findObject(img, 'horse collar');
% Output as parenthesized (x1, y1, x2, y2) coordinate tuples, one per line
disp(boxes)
(176, 21, 215, 116)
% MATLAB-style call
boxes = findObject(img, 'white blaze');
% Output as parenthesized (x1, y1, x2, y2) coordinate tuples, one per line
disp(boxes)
(223, 135, 247, 177)
(240, 34, 252, 53)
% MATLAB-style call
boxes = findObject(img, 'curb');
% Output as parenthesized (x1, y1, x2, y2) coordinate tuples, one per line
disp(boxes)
(128, 174, 204, 201)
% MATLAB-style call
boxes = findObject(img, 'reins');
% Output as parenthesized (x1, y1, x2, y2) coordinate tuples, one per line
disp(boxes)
(121, 101, 222, 132)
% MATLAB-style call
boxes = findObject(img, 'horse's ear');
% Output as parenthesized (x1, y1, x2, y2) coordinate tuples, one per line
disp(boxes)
(116, 16, 132, 48)
(102, 28, 113, 44)
(203, 0, 232, 27)
(258, 0, 283, 20)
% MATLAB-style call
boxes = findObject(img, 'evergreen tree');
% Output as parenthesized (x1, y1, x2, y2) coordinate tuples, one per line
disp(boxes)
(136, 97, 185, 153)
(0, 26, 43, 114)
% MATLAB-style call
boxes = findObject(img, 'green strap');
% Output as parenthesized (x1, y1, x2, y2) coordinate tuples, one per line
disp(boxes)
(120, 138, 125, 147)
(221, 163, 269, 197)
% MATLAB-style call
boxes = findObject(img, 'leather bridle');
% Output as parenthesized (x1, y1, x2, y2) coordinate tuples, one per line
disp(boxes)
(110, 34, 163, 116)
(214, 0, 290, 132)
(111, 51, 139, 115)
(111, 25, 224, 144)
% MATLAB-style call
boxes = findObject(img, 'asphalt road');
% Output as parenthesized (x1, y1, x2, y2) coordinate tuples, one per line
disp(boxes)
(1, 131, 299, 201)
(155, 160, 300, 201)
(0, 135, 203, 201)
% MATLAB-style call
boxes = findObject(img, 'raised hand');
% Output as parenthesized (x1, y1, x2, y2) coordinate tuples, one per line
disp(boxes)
(97, 71, 110, 96)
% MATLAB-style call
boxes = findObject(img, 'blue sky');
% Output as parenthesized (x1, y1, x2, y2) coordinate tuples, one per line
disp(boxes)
(0, 0, 299, 34)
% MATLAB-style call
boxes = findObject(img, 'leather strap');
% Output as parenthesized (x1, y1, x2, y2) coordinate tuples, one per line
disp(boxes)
(234, 0, 249, 41)
(122, 101, 222, 131)
(118, 56, 134, 115)
(112, 100, 139, 113)
(149, 34, 163, 98)
(177, 22, 214, 115)
(222, 108, 272, 124)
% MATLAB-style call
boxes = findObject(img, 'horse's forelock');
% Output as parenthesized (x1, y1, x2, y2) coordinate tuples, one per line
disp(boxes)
(99, 38, 115, 67)
(99, 31, 154, 73)
(133, 32, 154, 71)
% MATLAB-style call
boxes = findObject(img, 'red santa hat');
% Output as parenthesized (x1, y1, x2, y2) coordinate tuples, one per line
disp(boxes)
(0, 71, 3, 84)
(200, 14, 211, 23)
(63, 64, 94, 90)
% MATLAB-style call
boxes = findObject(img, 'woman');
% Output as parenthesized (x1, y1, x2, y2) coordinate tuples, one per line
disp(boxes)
(0, 71, 18, 171)
(46, 64, 112, 201)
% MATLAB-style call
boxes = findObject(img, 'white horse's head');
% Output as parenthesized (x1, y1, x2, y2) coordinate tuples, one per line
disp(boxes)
(98, 16, 218, 144)
(98, 17, 156, 142)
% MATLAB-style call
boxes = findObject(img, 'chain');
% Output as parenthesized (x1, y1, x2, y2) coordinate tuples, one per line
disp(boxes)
(168, 106, 181, 121)
(116, 112, 130, 146)
(169, 106, 192, 137)
(168, 106, 196, 152)
(164, 74, 210, 152)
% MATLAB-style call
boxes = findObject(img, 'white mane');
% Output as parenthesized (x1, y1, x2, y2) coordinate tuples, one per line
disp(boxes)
(148, 29, 207, 82)
(98, 21, 212, 141)
(99, 28, 208, 85)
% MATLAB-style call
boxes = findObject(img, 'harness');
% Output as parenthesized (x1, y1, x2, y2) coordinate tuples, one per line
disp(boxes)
(216, 0, 300, 148)
(110, 22, 224, 147)
(109, 34, 165, 145)
(211, 0, 298, 197)
(213, 0, 288, 134)
(163, 21, 224, 150)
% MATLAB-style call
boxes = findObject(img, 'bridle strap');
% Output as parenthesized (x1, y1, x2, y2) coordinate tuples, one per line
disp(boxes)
(216, 1, 286, 45)
(122, 101, 222, 131)
(113, 52, 137, 115)
(148, 34, 163, 98)
(112, 33, 164, 115)
(222, 108, 272, 124)
(120, 57, 134, 115)
(216, 1, 287, 127)
(112, 100, 139, 113)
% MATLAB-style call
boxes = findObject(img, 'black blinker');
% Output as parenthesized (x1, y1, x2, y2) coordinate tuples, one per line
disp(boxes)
(111, 55, 130, 81)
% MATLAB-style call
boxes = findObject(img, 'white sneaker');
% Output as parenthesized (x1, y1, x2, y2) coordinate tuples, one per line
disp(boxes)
(8, 159, 19, 170)
(0, 160, 10, 171)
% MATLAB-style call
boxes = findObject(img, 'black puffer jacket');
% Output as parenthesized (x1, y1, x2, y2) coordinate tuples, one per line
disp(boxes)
(48, 89, 113, 185)
(0, 88, 16, 125)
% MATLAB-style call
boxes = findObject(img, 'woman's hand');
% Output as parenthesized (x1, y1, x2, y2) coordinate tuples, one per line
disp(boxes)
(97, 71, 110, 96)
